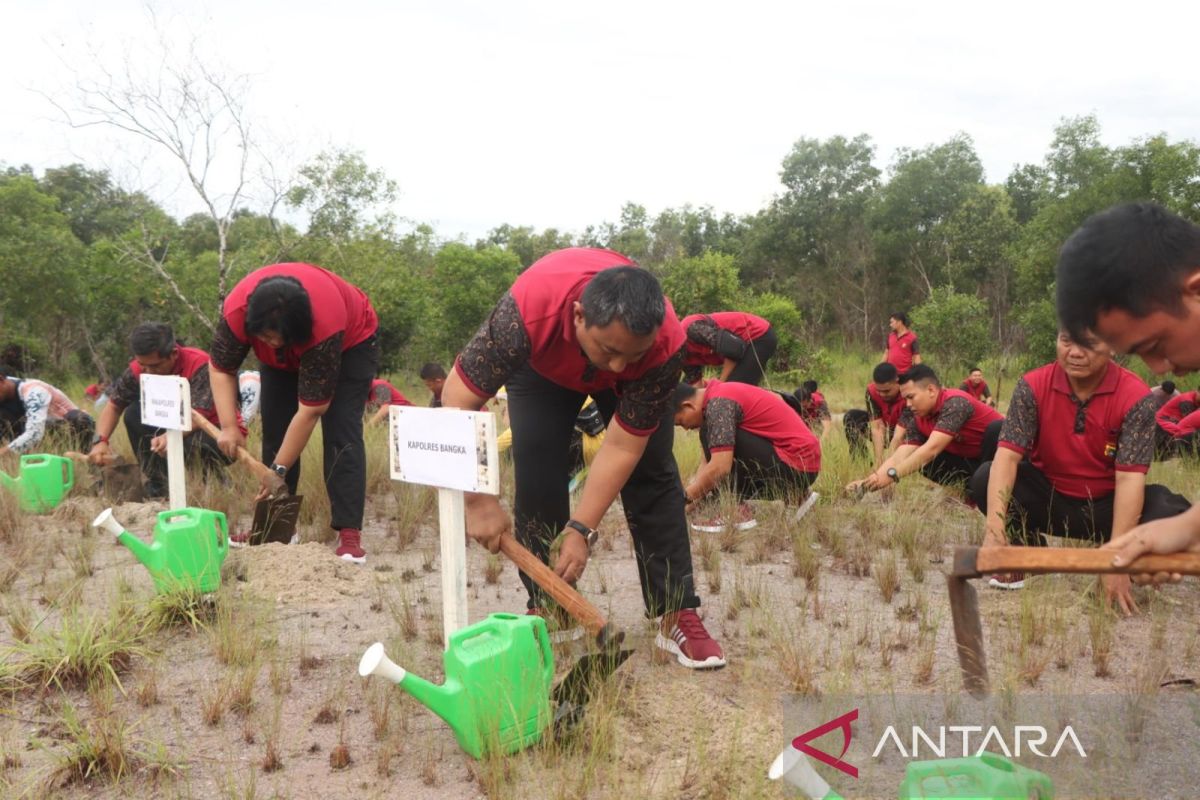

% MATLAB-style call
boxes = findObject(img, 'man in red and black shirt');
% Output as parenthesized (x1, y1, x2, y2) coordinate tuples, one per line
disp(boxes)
(1155, 385, 1200, 457)
(674, 380, 820, 532)
(884, 312, 920, 373)
(848, 364, 1002, 495)
(844, 362, 908, 466)
(960, 367, 995, 407)
(365, 378, 413, 426)
(443, 247, 724, 670)
(679, 311, 775, 386)
(969, 330, 1190, 610)
(86, 322, 236, 497)
(209, 263, 380, 564)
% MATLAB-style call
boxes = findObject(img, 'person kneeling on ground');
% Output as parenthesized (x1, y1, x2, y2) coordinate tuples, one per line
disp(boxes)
(960, 367, 996, 407)
(847, 364, 1002, 496)
(794, 380, 833, 440)
(679, 311, 776, 386)
(365, 377, 413, 426)
(208, 262, 380, 564)
(969, 329, 1190, 610)
(675, 380, 820, 532)
(1154, 385, 1200, 458)
(87, 323, 239, 497)
(0, 373, 94, 455)
(844, 362, 908, 465)
(441, 247, 725, 669)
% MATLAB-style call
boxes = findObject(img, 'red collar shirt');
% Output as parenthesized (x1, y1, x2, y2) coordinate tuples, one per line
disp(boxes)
(998, 362, 1153, 499)
(702, 379, 820, 473)
(1156, 390, 1199, 438)
(886, 330, 919, 372)
(866, 384, 906, 429)
(455, 248, 685, 436)
(109, 346, 246, 434)
(900, 388, 1003, 458)
(368, 379, 412, 408)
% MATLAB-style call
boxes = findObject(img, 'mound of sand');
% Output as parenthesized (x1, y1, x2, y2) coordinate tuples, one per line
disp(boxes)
(226, 542, 371, 606)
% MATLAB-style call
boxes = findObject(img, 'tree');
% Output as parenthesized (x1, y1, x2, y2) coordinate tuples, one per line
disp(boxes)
(286, 148, 398, 246)
(911, 288, 993, 374)
(427, 244, 521, 358)
(656, 252, 741, 318)
(51, 12, 269, 326)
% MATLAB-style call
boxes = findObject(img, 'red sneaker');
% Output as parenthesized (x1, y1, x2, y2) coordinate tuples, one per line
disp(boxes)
(335, 528, 366, 564)
(656, 609, 726, 669)
(691, 502, 757, 534)
(229, 529, 253, 549)
(987, 572, 1025, 590)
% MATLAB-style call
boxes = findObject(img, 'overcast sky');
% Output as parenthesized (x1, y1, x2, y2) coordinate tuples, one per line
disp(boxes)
(3, 1, 1198, 241)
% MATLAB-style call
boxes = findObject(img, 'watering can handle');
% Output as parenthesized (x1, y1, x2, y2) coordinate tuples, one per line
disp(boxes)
(214, 513, 229, 556)
(498, 532, 607, 639)
(62, 458, 74, 493)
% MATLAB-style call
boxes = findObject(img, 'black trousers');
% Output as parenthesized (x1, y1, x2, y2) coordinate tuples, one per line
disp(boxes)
(920, 419, 1002, 487)
(726, 328, 777, 386)
(844, 409, 871, 457)
(122, 400, 230, 495)
(969, 458, 1191, 544)
(260, 336, 378, 531)
(1155, 426, 1200, 460)
(700, 427, 818, 502)
(506, 365, 698, 616)
(49, 410, 95, 452)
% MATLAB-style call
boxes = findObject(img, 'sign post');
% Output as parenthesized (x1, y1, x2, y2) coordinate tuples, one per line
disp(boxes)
(389, 406, 499, 647)
(139, 374, 192, 511)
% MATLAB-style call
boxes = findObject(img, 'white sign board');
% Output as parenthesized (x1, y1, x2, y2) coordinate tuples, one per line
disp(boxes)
(389, 406, 499, 495)
(139, 375, 193, 432)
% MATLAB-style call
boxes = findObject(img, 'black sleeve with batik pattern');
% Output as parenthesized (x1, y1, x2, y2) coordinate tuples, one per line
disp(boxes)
(108, 367, 139, 411)
(686, 318, 721, 350)
(297, 333, 344, 406)
(615, 347, 685, 434)
(703, 396, 743, 451)
(1116, 394, 1156, 468)
(934, 396, 974, 435)
(457, 292, 532, 398)
(999, 378, 1038, 452)
(900, 407, 923, 445)
(210, 318, 251, 374)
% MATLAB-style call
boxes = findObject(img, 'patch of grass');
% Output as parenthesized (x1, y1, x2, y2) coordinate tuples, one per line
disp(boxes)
(873, 553, 901, 603)
(483, 554, 503, 585)
(1088, 597, 1116, 679)
(3, 606, 152, 692)
(791, 532, 820, 590)
(48, 700, 149, 787)
(209, 593, 275, 668)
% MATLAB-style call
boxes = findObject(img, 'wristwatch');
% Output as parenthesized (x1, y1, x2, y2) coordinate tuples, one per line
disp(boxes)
(565, 519, 599, 550)
(91, 434, 109, 447)
(886, 467, 900, 483)
(269, 463, 288, 478)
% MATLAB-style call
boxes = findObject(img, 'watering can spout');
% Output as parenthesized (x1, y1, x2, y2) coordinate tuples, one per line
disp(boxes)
(358, 642, 463, 729)
(94, 508, 164, 571)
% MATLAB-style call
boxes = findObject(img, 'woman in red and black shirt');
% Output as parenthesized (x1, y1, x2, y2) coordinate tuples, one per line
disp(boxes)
(209, 263, 380, 563)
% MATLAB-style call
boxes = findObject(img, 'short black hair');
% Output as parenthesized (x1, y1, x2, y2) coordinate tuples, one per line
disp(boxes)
(420, 362, 446, 380)
(968, 366, 982, 374)
(793, 386, 812, 403)
(872, 362, 899, 384)
(580, 266, 665, 336)
(801, 380, 818, 394)
(673, 382, 698, 410)
(900, 363, 941, 389)
(1056, 202, 1200, 342)
(245, 276, 314, 346)
(890, 312, 909, 326)
(1162, 380, 1177, 394)
(130, 322, 177, 358)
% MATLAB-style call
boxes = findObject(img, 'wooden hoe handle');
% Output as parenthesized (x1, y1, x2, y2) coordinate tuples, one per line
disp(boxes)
(498, 531, 609, 640)
(956, 546, 1200, 577)
(189, 411, 274, 481)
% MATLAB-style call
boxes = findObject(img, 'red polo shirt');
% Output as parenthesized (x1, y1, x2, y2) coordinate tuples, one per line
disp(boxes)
(903, 388, 1002, 458)
(998, 362, 1152, 499)
(867, 383, 906, 428)
(112, 346, 246, 435)
(680, 312, 771, 367)
(454, 247, 685, 436)
(960, 379, 991, 401)
(1156, 390, 1199, 438)
(886, 330, 919, 373)
(368, 379, 412, 408)
(800, 390, 831, 428)
(220, 263, 378, 372)
(704, 379, 821, 473)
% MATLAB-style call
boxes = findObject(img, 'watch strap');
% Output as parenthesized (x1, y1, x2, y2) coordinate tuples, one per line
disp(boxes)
(565, 519, 599, 548)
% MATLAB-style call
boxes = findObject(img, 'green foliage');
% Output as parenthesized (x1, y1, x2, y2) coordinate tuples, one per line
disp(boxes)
(657, 251, 741, 317)
(742, 291, 830, 384)
(1015, 297, 1060, 369)
(911, 287, 993, 374)
(425, 243, 520, 359)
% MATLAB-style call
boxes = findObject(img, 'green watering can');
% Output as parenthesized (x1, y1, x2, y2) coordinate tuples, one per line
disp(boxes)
(0, 454, 74, 513)
(94, 506, 229, 594)
(358, 613, 554, 759)
(899, 753, 1054, 799)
